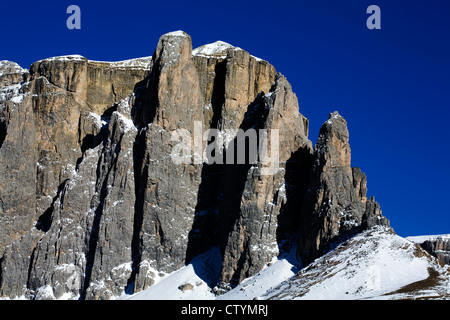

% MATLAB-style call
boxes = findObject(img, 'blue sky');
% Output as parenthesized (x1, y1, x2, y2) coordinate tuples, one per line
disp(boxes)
(1, 0, 449, 236)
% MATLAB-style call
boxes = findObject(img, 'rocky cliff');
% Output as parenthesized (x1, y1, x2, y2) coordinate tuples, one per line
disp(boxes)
(419, 237, 450, 266)
(0, 31, 389, 300)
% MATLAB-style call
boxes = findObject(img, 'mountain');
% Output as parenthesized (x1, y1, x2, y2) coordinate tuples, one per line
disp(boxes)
(0, 31, 445, 300)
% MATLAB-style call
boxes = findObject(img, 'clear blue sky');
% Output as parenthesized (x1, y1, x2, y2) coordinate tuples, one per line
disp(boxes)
(1, 0, 449, 237)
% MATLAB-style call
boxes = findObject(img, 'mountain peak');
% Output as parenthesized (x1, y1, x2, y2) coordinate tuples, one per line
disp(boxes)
(0, 31, 439, 301)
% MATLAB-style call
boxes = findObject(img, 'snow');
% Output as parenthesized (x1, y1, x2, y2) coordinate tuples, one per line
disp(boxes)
(0, 83, 22, 102)
(35, 285, 55, 300)
(35, 54, 151, 70)
(119, 227, 449, 301)
(192, 41, 266, 62)
(36, 55, 86, 63)
(165, 30, 188, 37)
(218, 247, 301, 300)
(0, 60, 27, 76)
(119, 243, 301, 301)
(88, 56, 152, 70)
(406, 234, 450, 243)
(0, 224, 446, 300)
(10, 94, 24, 104)
(192, 41, 235, 59)
(326, 111, 342, 124)
(114, 110, 137, 132)
(262, 227, 441, 300)
(252, 55, 263, 62)
(264, 91, 274, 99)
(119, 247, 223, 300)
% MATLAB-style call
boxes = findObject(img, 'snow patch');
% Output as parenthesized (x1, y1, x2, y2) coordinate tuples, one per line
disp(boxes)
(35, 285, 55, 300)
(35, 54, 151, 70)
(325, 111, 342, 125)
(0, 84, 22, 104)
(406, 234, 450, 243)
(219, 245, 301, 300)
(0, 60, 27, 76)
(192, 41, 235, 59)
(88, 57, 152, 70)
(262, 227, 438, 300)
(165, 30, 188, 37)
(120, 247, 223, 300)
(193, 41, 266, 62)
(114, 111, 137, 132)
(10, 94, 24, 104)
(36, 55, 86, 63)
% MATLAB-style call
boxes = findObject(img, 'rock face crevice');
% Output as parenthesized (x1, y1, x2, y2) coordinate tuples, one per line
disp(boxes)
(0, 32, 389, 300)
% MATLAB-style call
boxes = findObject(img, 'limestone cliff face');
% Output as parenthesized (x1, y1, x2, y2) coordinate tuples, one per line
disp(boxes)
(0, 54, 149, 299)
(217, 74, 311, 286)
(0, 32, 389, 300)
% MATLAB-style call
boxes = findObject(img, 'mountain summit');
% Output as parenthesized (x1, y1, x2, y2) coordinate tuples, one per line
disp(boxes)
(1, 31, 442, 300)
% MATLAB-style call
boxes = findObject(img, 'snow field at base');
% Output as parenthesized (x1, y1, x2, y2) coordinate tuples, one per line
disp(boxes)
(120, 244, 301, 300)
(119, 227, 449, 300)
(262, 227, 442, 300)
(118, 247, 223, 300)
(217, 255, 301, 300)
(306, 235, 429, 299)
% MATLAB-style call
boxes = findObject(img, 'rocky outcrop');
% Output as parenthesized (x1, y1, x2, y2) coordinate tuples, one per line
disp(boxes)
(0, 62, 34, 255)
(298, 111, 389, 265)
(0, 61, 26, 87)
(0, 31, 389, 300)
(420, 237, 450, 266)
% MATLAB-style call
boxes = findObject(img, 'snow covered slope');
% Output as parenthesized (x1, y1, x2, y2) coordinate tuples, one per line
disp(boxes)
(119, 247, 222, 300)
(192, 41, 265, 61)
(192, 41, 235, 59)
(263, 227, 450, 300)
(119, 245, 301, 300)
(119, 227, 450, 300)
(407, 234, 450, 243)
